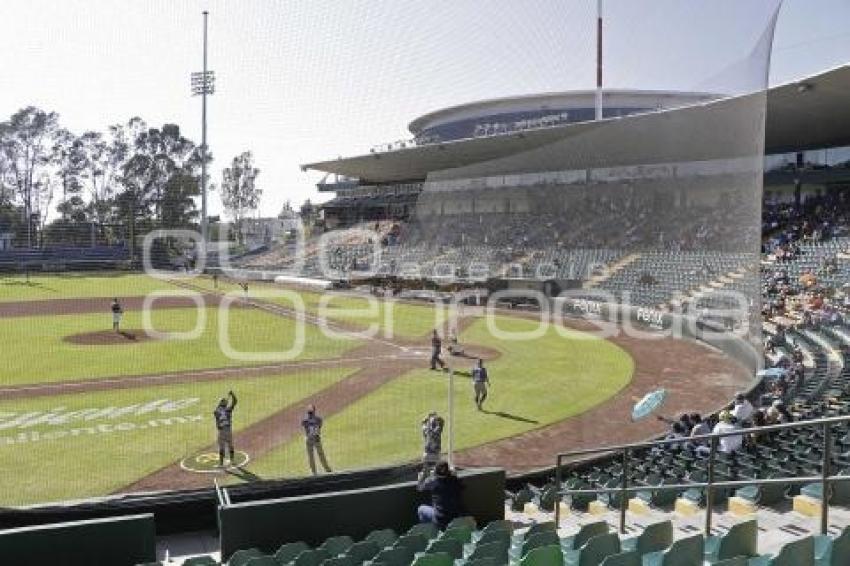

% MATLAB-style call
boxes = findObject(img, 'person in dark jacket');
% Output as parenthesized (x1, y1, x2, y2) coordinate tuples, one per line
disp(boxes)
(417, 461, 464, 528)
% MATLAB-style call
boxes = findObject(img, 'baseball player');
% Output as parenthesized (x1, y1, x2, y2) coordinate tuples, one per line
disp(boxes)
(111, 298, 123, 332)
(472, 358, 490, 410)
(213, 391, 238, 467)
(302, 404, 332, 475)
(430, 330, 447, 371)
(239, 281, 249, 302)
(420, 411, 445, 480)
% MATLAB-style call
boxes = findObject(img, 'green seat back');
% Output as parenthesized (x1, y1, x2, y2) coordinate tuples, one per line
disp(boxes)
(230, 549, 264, 566)
(577, 533, 620, 566)
(771, 536, 813, 566)
(394, 533, 429, 553)
(467, 558, 498, 566)
(481, 520, 513, 535)
(470, 540, 510, 562)
(365, 529, 397, 549)
(661, 535, 703, 566)
(412, 551, 453, 566)
(477, 530, 511, 548)
(426, 538, 463, 559)
(600, 551, 640, 566)
(245, 557, 277, 566)
(569, 522, 609, 551)
(716, 520, 758, 561)
(407, 523, 439, 540)
(447, 516, 477, 530)
(345, 540, 380, 563)
(441, 526, 473, 544)
(374, 546, 415, 566)
(275, 542, 310, 564)
(319, 536, 354, 557)
(294, 548, 331, 566)
(525, 522, 557, 540)
(182, 557, 218, 566)
(829, 526, 850, 566)
(712, 558, 747, 566)
(321, 557, 355, 566)
(519, 545, 563, 566)
(522, 531, 560, 557)
(636, 521, 673, 556)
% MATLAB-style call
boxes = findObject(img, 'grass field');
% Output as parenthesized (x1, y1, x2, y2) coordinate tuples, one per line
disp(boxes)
(0, 367, 356, 506)
(248, 316, 634, 478)
(0, 307, 360, 386)
(0, 272, 178, 302)
(0, 272, 635, 506)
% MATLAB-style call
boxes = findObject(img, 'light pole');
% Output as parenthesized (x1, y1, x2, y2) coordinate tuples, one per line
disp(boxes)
(595, 0, 603, 121)
(191, 11, 215, 244)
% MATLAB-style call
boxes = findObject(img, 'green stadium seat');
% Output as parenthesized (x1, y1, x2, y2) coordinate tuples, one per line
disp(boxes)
(364, 529, 397, 549)
(561, 522, 609, 551)
(468, 540, 510, 565)
(275, 542, 311, 564)
(562, 533, 620, 566)
(407, 524, 439, 541)
(513, 531, 560, 560)
(521, 522, 557, 542)
(520, 545, 563, 566)
(345, 540, 380, 563)
(293, 548, 331, 566)
(321, 557, 356, 566)
(704, 520, 758, 563)
(621, 521, 673, 556)
(182, 557, 218, 566)
(411, 551, 454, 566)
(747, 536, 813, 566)
(466, 558, 498, 566)
(479, 520, 513, 535)
(373, 546, 415, 566)
(245, 557, 278, 566)
(440, 526, 473, 545)
(641, 534, 703, 566)
(447, 516, 478, 530)
(393, 534, 429, 553)
(425, 538, 463, 559)
(319, 536, 355, 557)
(815, 525, 850, 566)
(230, 549, 266, 566)
(476, 529, 511, 549)
(600, 551, 640, 566)
(711, 558, 747, 566)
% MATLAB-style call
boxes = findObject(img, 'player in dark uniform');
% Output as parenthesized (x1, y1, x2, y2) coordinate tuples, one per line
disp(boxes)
(430, 330, 447, 371)
(213, 391, 237, 467)
(472, 358, 490, 410)
(302, 404, 332, 475)
(111, 298, 123, 332)
(419, 411, 444, 480)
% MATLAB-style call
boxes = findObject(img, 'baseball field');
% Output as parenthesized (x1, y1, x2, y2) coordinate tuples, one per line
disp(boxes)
(0, 271, 751, 507)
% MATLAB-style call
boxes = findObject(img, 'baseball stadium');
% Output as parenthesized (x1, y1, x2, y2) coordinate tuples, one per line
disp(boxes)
(2, 1, 850, 564)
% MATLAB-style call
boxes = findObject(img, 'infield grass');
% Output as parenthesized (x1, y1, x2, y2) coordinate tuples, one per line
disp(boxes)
(248, 315, 634, 477)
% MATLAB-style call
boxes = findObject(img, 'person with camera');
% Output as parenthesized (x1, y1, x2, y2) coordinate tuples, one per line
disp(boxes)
(420, 411, 444, 479)
(417, 461, 464, 529)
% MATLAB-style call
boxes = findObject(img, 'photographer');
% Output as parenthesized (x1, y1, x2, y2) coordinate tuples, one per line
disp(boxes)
(420, 411, 444, 479)
(417, 461, 464, 529)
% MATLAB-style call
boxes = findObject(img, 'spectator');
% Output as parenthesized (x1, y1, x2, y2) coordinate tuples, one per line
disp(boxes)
(731, 393, 755, 424)
(713, 410, 743, 455)
(417, 461, 464, 529)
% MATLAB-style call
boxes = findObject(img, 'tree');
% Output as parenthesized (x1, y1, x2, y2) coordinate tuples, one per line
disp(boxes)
(220, 151, 261, 244)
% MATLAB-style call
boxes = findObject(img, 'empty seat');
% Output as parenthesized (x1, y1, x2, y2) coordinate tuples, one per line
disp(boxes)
(275, 542, 310, 564)
(563, 533, 621, 566)
(600, 551, 640, 566)
(704, 520, 758, 563)
(641, 534, 703, 566)
(365, 529, 397, 549)
(520, 545, 564, 566)
(230, 549, 265, 566)
(319, 536, 354, 557)
(747, 536, 813, 566)
(815, 525, 850, 566)
(562, 522, 609, 551)
(411, 551, 453, 566)
(621, 521, 673, 556)
(344, 541, 380, 563)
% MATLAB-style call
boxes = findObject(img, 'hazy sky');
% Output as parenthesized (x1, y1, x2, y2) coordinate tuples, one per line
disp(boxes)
(0, 0, 847, 218)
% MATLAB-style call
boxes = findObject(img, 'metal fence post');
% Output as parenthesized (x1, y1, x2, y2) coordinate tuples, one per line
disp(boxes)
(620, 448, 629, 534)
(822, 421, 831, 535)
(555, 454, 562, 527)
(705, 436, 717, 537)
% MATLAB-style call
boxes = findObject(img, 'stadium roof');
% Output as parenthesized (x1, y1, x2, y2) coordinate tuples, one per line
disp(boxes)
(302, 65, 850, 184)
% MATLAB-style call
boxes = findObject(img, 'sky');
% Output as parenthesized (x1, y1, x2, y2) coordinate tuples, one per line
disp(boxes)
(0, 0, 847, 219)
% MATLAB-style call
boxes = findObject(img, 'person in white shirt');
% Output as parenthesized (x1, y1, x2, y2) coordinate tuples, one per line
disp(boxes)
(713, 411, 743, 454)
(730, 393, 754, 424)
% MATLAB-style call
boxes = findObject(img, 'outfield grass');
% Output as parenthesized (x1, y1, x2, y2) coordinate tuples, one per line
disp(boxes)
(0, 307, 360, 386)
(0, 367, 356, 506)
(0, 273, 180, 302)
(190, 275, 453, 338)
(247, 316, 634, 478)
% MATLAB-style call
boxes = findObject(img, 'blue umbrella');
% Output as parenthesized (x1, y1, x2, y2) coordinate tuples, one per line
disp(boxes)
(757, 367, 787, 380)
(632, 388, 668, 421)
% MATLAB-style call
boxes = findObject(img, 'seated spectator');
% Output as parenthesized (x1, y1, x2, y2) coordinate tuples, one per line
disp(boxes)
(688, 413, 711, 449)
(713, 411, 743, 454)
(417, 461, 464, 529)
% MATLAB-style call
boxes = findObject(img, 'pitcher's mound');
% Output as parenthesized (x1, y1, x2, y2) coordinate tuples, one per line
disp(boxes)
(64, 329, 159, 345)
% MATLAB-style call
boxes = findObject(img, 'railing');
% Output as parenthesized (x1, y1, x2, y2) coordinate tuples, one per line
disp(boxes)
(554, 414, 850, 536)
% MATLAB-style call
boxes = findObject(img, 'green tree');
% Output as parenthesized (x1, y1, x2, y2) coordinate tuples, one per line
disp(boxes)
(221, 151, 261, 245)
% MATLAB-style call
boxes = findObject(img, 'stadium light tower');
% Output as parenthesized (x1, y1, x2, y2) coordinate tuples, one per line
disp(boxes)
(191, 11, 215, 243)
(595, 0, 603, 121)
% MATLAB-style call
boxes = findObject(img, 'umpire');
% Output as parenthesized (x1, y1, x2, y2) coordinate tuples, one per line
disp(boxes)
(302, 404, 332, 475)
